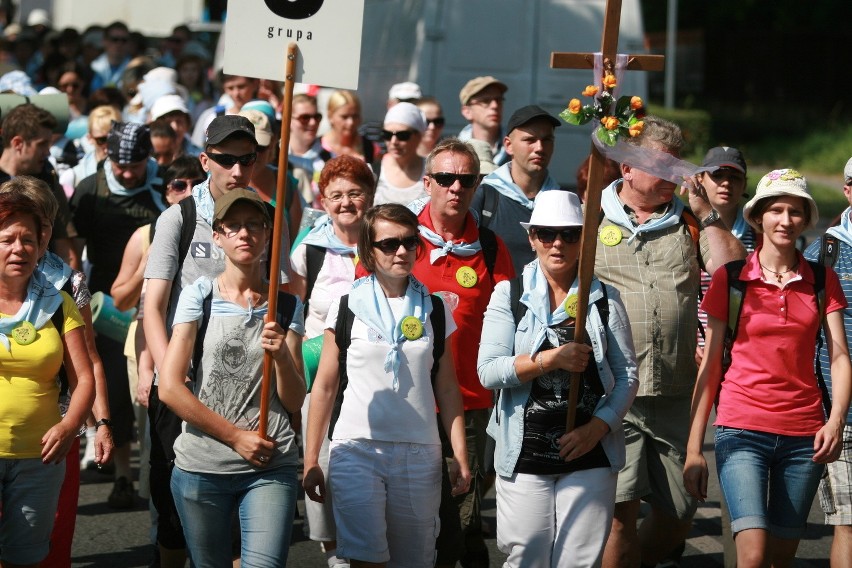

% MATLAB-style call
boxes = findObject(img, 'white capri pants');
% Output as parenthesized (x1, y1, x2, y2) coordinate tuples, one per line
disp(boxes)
(496, 467, 617, 568)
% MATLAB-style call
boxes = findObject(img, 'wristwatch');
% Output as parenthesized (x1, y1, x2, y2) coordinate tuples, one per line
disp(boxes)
(700, 209, 720, 228)
(95, 418, 113, 430)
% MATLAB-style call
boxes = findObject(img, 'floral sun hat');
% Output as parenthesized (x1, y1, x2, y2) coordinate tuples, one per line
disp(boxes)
(743, 168, 819, 231)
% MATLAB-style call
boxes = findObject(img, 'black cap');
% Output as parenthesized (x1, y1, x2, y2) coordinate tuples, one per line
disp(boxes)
(107, 121, 152, 165)
(204, 115, 256, 146)
(702, 146, 747, 175)
(506, 105, 561, 135)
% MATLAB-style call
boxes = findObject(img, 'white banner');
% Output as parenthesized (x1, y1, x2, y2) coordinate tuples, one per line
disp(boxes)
(222, 0, 364, 90)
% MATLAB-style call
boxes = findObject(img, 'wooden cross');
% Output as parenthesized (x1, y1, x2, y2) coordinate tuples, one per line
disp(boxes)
(549, 0, 664, 432)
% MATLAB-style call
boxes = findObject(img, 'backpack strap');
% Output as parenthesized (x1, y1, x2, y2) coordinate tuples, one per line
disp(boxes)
(722, 259, 748, 374)
(478, 183, 499, 230)
(429, 295, 446, 383)
(304, 244, 327, 312)
(820, 234, 840, 268)
(808, 260, 833, 418)
(508, 275, 527, 328)
(595, 282, 609, 327)
(177, 197, 197, 272)
(478, 226, 498, 280)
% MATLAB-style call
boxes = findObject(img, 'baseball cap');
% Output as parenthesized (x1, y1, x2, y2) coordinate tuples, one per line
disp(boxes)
(388, 81, 422, 102)
(459, 76, 507, 106)
(205, 115, 256, 146)
(845, 157, 852, 183)
(506, 105, 561, 135)
(107, 121, 152, 165)
(213, 188, 271, 225)
(238, 109, 273, 147)
(702, 146, 747, 174)
(150, 94, 189, 121)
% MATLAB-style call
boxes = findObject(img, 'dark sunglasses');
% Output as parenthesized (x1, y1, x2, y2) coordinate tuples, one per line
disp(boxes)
(372, 235, 420, 254)
(168, 178, 205, 191)
(426, 117, 445, 128)
(532, 227, 582, 244)
(429, 172, 480, 189)
(108, 35, 129, 43)
(206, 152, 258, 168)
(294, 113, 322, 125)
(59, 81, 82, 90)
(92, 135, 108, 145)
(380, 129, 415, 142)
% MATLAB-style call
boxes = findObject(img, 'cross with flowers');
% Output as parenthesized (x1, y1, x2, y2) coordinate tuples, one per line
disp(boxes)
(549, 0, 664, 432)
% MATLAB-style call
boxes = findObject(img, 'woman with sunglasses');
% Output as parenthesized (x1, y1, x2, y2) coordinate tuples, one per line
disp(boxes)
(159, 189, 305, 567)
(416, 97, 446, 158)
(58, 105, 122, 199)
(304, 203, 471, 567)
(288, 94, 325, 206)
(290, 155, 374, 566)
(374, 102, 426, 206)
(478, 191, 638, 567)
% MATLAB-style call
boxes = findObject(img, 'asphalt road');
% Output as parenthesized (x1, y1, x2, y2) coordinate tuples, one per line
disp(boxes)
(70, 423, 833, 567)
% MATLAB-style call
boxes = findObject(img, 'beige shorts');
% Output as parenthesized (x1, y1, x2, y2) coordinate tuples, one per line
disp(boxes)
(616, 395, 698, 521)
(819, 424, 852, 526)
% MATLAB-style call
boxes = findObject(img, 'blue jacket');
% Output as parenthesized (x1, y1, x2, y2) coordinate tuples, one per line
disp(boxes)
(477, 271, 639, 477)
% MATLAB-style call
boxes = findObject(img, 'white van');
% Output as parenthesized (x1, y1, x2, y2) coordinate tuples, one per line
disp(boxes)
(358, 0, 650, 186)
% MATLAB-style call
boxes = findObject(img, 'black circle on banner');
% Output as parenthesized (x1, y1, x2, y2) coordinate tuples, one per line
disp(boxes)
(264, 0, 325, 20)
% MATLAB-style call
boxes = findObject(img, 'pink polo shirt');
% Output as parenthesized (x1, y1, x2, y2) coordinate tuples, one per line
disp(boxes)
(701, 249, 846, 436)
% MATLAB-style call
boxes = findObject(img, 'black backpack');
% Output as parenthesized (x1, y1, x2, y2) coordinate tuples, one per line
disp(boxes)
(327, 293, 445, 439)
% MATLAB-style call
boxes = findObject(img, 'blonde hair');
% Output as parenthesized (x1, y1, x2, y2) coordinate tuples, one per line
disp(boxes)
(327, 90, 361, 117)
(88, 105, 122, 136)
(0, 176, 58, 222)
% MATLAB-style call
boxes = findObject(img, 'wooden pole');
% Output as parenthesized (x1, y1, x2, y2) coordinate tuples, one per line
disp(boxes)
(259, 42, 298, 439)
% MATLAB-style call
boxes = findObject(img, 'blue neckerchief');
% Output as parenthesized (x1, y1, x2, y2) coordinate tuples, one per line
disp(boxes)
(731, 208, 749, 240)
(104, 157, 167, 212)
(827, 207, 852, 247)
(191, 177, 215, 225)
(600, 179, 684, 244)
(521, 259, 574, 355)
(418, 224, 481, 264)
(481, 162, 560, 210)
(300, 215, 357, 256)
(0, 269, 66, 352)
(347, 274, 431, 391)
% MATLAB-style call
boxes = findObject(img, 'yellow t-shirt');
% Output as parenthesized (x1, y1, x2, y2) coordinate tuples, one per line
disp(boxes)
(0, 292, 84, 458)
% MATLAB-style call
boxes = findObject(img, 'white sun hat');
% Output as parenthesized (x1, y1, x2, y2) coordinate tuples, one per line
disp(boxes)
(520, 190, 583, 231)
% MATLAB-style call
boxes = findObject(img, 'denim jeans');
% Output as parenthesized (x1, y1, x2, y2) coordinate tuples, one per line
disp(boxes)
(171, 465, 298, 568)
(715, 426, 824, 539)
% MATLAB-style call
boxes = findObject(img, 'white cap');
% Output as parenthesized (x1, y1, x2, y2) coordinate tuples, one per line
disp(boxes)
(845, 157, 852, 183)
(238, 109, 273, 147)
(521, 191, 583, 230)
(150, 94, 190, 121)
(388, 81, 421, 102)
(27, 9, 51, 27)
(383, 102, 426, 133)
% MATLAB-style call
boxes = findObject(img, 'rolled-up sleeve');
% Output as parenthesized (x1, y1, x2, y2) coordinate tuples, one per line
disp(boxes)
(478, 280, 523, 389)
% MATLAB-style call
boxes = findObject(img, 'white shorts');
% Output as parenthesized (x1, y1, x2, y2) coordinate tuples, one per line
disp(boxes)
(329, 439, 441, 566)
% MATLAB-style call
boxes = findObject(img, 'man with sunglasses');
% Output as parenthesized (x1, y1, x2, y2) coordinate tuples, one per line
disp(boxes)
(90, 21, 131, 90)
(411, 139, 515, 568)
(458, 76, 509, 167)
(470, 104, 562, 275)
(71, 121, 167, 510)
(143, 114, 291, 568)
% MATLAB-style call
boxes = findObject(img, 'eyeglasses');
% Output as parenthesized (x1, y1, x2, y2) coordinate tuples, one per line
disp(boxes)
(371, 235, 419, 254)
(429, 172, 480, 189)
(425, 117, 445, 128)
(216, 221, 268, 238)
(532, 227, 582, 244)
(469, 96, 504, 107)
(59, 81, 82, 91)
(294, 113, 322, 125)
(168, 178, 205, 191)
(380, 129, 415, 142)
(324, 190, 367, 203)
(92, 135, 108, 146)
(107, 35, 129, 43)
(206, 152, 258, 168)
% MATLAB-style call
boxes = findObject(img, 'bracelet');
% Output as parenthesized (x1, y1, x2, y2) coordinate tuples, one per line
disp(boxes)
(537, 352, 544, 375)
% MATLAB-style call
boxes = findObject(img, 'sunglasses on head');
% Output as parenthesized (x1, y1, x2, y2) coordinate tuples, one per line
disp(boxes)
(371, 235, 420, 254)
(206, 152, 258, 168)
(429, 172, 480, 189)
(168, 178, 205, 191)
(532, 227, 582, 244)
(426, 117, 445, 128)
(92, 135, 108, 145)
(380, 129, 415, 142)
(294, 113, 322, 125)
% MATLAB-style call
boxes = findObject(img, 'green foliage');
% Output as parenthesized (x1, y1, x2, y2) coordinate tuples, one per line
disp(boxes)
(647, 105, 712, 159)
(739, 126, 852, 176)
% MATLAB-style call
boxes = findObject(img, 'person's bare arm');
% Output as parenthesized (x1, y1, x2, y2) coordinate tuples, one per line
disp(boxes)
(143, 278, 173, 371)
(261, 322, 306, 413)
(79, 303, 113, 465)
(111, 226, 148, 312)
(433, 341, 472, 497)
(684, 176, 746, 274)
(303, 330, 340, 503)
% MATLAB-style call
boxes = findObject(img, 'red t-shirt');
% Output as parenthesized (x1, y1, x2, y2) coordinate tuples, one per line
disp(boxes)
(413, 205, 515, 410)
(701, 249, 847, 436)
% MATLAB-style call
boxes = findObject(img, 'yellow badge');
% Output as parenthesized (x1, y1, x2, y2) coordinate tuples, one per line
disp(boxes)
(599, 225, 623, 246)
(455, 266, 478, 288)
(400, 316, 424, 340)
(11, 320, 36, 345)
(563, 294, 579, 319)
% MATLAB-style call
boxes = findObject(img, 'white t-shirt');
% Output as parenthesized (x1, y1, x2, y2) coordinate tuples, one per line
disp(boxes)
(373, 168, 426, 206)
(325, 296, 456, 445)
(290, 244, 356, 339)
